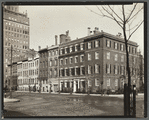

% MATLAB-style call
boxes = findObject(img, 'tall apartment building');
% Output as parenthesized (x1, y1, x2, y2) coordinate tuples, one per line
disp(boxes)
(3, 5, 30, 88)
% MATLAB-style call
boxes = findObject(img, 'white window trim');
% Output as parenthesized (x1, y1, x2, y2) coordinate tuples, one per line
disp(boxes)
(107, 79, 110, 86)
(95, 52, 99, 60)
(75, 56, 78, 63)
(80, 54, 84, 62)
(95, 40, 99, 48)
(88, 53, 91, 61)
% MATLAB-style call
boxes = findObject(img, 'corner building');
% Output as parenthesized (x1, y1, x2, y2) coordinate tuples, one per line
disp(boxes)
(59, 29, 139, 93)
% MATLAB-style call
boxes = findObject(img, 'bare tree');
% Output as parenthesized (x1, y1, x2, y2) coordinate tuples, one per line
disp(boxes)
(86, 3, 144, 116)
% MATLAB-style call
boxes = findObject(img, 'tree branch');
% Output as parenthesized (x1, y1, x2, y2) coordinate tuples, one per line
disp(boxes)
(126, 3, 138, 22)
(101, 5, 123, 28)
(108, 5, 123, 22)
(127, 6, 143, 23)
(127, 20, 144, 41)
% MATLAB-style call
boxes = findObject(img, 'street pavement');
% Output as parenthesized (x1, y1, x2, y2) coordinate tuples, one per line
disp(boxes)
(3, 92, 144, 118)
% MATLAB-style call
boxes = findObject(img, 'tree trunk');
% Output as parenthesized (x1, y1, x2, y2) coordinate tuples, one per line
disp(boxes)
(123, 24, 131, 116)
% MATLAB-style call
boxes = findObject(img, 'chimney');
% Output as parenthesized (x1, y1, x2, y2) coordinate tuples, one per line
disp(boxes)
(66, 30, 69, 36)
(94, 27, 99, 34)
(88, 27, 91, 36)
(38, 46, 41, 50)
(55, 35, 58, 45)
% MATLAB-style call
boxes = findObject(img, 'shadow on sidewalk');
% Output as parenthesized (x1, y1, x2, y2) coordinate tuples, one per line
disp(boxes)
(3, 109, 31, 118)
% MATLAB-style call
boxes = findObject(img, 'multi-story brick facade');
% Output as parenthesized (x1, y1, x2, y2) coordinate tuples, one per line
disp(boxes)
(48, 43, 59, 92)
(59, 33, 86, 93)
(3, 5, 30, 88)
(38, 47, 49, 92)
(58, 29, 139, 93)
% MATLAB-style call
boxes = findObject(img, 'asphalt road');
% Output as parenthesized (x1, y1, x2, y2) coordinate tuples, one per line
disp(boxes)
(3, 92, 144, 118)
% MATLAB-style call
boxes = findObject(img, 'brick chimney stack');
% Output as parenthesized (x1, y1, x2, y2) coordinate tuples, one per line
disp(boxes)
(55, 35, 58, 45)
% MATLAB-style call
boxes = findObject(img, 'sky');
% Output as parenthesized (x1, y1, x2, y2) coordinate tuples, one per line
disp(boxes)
(19, 4, 144, 54)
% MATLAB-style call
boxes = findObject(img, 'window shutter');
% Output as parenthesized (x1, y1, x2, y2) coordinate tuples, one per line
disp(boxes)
(110, 64, 111, 74)
(106, 40, 107, 47)
(91, 66, 92, 74)
(78, 45, 80, 51)
(99, 40, 100, 47)
(78, 68, 80, 75)
(114, 42, 115, 49)
(99, 65, 100, 73)
(110, 41, 111, 47)
(91, 42, 92, 48)
(114, 65, 115, 74)
(94, 65, 95, 73)
(87, 43, 88, 49)
(106, 64, 107, 73)
(83, 67, 85, 75)
(86, 66, 88, 74)
(117, 43, 119, 50)
(118, 65, 119, 74)
(94, 41, 95, 48)
(83, 44, 85, 50)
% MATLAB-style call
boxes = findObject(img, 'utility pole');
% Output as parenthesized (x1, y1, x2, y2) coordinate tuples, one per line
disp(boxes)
(10, 45, 13, 98)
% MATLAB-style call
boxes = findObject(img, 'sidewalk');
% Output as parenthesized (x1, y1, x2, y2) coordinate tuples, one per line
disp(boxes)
(4, 98, 20, 103)
(15, 91, 144, 97)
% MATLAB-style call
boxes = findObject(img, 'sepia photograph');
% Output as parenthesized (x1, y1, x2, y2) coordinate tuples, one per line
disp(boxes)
(2, 1, 146, 118)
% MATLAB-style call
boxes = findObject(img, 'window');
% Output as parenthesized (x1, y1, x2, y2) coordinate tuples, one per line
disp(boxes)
(75, 56, 78, 63)
(88, 53, 91, 61)
(70, 46, 72, 53)
(128, 46, 131, 53)
(95, 52, 99, 59)
(121, 55, 124, 62)
(95, 79, 99, 86)
(80, 43, 84, 50)
(80, 54, 84, 62)
(106, 64, 111, 74)
(60, 59, 63, 65)
(88, 65, 92, 74)
(133, 57, 135, 64)
(114, 65, 118, 74)
(114, 42, 118, 49)
(80, 66, 85, 75)
(107, 52, 110, 59)
(55, 59, 57, 65)
(120, 44, 124, 51)
(95, 64, 100, 73)
(65, 58, 68, 65)
(69, 68, 72, 76)
(115, 54, 118, 61)
(49, 52, 51, 56)
(65, 47, 68, 54)
(60, 48, 63, 55)
(88, 42, 91, 49)
(115, 79, 118, 86)
(106, 40, 111, 47)
(49, 60, 52, 66)
(56, 50, 58, 55)
(70, 57, 73, 64)
(120, 66, 125, 75)
(54, 69, 57, 76)
(95, 40, 100, 47)
(75, 44, 78, 52)
(107, 79, 110, 86)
